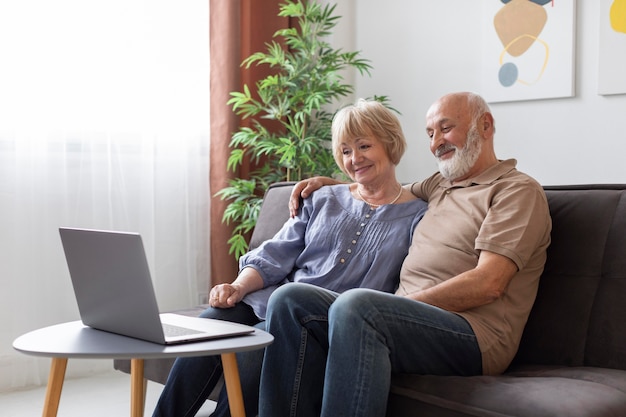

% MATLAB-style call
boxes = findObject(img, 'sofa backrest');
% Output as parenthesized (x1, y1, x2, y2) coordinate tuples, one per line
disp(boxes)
(513, 185, 626, 371)
(249, 182, 297, 251)
(250, 182, 626, 371)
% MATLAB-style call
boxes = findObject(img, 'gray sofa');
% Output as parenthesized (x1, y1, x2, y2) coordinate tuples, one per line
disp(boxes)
(115, 182, 626, 416)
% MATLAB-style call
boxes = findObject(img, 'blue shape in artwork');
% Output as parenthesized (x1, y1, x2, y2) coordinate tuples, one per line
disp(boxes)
(498, 63, 518, 87)
(500, 0, 552, 5)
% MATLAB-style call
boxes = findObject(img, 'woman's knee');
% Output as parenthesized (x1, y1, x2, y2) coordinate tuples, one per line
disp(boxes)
(269, 283, 335, 311)
(329, 288, 383, 322)
(267, 283, 308, 318)
(269, 282, 313, 306)
(266, 283, 339, 328)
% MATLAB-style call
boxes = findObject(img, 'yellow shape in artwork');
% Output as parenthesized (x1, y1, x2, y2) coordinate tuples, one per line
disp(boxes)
(611, 0, 626, 34)
(494, 0, 548, 57)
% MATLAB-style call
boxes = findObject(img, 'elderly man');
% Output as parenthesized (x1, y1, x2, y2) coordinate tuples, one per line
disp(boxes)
(258, 92, 552, 417)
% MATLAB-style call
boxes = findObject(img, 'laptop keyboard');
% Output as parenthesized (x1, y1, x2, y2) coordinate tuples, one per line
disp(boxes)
(162, 323, 203, 337)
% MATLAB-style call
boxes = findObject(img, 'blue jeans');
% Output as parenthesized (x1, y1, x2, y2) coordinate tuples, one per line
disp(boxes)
(152, 303, 264, 417)
(259, 283, 482, 417)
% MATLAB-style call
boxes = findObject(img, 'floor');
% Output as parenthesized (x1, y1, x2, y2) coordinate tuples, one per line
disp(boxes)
(0, 369, 216, 417)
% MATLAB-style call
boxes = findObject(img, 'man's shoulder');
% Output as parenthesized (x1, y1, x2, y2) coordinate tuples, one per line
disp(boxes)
(496, 167, 546, 196)
(491, 170, 551, 222)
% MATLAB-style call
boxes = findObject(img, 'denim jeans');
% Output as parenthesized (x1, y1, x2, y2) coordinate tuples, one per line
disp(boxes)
(259, 283, 482, 417)
(152, 303, 264, 417)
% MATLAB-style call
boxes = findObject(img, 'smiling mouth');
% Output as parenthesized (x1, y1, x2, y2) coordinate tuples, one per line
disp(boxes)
(435, 145, 455, 159)
(354, 165, 372, 173)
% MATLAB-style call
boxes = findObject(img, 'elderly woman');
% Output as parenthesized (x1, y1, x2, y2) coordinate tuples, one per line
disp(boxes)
(152, 99, 428, 417)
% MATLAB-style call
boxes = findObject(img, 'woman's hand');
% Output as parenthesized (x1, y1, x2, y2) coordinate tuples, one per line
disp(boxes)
(288, 176, 342, 217)
(209, 283, 243, 308)
(209, 267, 264, 308)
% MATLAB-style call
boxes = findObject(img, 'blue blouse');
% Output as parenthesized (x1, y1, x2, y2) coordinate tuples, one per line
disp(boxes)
(241, 184, 428, 319)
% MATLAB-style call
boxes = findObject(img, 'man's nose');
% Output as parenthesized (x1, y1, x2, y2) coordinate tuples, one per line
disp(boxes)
(430, 131, 444, 150)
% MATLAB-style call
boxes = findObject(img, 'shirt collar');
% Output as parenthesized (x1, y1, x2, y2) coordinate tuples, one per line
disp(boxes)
(438, 159, 518, 189)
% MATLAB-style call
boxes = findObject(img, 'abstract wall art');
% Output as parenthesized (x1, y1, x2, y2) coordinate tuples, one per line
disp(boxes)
(598, 0, 626, 95)
(482, 0, 577, 103)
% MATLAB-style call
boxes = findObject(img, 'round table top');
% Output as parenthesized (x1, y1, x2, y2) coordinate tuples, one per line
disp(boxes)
(13, 320, 274, 360)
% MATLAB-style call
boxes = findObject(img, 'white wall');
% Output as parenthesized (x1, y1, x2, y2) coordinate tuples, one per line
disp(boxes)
(337, 0, 626, 186)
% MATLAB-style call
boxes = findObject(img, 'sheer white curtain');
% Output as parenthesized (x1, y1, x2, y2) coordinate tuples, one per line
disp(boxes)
(0, 1, 210, 390)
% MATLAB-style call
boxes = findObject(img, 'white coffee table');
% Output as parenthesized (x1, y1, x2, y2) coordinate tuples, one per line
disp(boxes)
(13, 320, 273, 417)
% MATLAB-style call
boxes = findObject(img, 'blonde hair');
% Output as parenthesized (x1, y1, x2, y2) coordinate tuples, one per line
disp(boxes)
(331, 99, 406, 175)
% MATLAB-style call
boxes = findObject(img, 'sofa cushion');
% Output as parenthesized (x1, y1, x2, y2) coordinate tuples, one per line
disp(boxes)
(389, 366, 626, 417)
(513, 187, 626, 369)
(248, 182, 294, 250)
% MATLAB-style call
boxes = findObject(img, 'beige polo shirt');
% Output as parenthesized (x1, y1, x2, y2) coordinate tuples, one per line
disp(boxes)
(397, 159, 552, 375)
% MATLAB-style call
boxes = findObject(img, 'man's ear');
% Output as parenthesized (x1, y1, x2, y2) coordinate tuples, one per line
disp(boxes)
(482, 112, 495, 135)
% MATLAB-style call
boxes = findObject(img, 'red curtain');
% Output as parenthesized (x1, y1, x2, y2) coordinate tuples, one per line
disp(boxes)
(209, 0, 288, 286)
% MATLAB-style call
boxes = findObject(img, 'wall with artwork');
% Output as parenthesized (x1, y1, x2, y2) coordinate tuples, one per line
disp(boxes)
(598, 0, 626, 95)
(329, 0, 626, 186)
(482, 0, 576, 103)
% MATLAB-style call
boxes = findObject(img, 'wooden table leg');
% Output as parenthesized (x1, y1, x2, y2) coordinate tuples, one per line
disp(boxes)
(42, 357, 68, 417)
(130, 358, 145, 417)
(221, 352, 246, 417)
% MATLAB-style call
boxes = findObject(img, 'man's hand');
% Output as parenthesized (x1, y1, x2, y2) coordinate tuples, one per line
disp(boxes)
(288, 176, 343, 217)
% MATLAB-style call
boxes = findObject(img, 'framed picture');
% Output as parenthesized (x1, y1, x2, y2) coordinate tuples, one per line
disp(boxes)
(598, 0, 626, 95)
(481, 0, 577, 103)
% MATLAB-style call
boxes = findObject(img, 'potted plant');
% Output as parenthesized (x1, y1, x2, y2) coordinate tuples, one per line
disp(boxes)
(217, 0, 390, 259)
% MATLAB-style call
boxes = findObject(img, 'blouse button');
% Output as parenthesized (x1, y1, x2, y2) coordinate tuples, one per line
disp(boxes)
(347, 249, 352, 254)
(352, 239, 357, 244)
(340, 258, 346, 263)
(365, 214, 371, 219)
(356, 231, 361, 236)
(360, 223, 366, 227)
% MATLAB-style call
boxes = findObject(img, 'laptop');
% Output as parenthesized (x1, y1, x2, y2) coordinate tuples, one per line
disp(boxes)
(59, 227, 254, 345)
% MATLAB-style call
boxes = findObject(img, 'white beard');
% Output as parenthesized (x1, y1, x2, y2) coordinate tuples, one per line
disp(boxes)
(437, 125, 482, 181)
